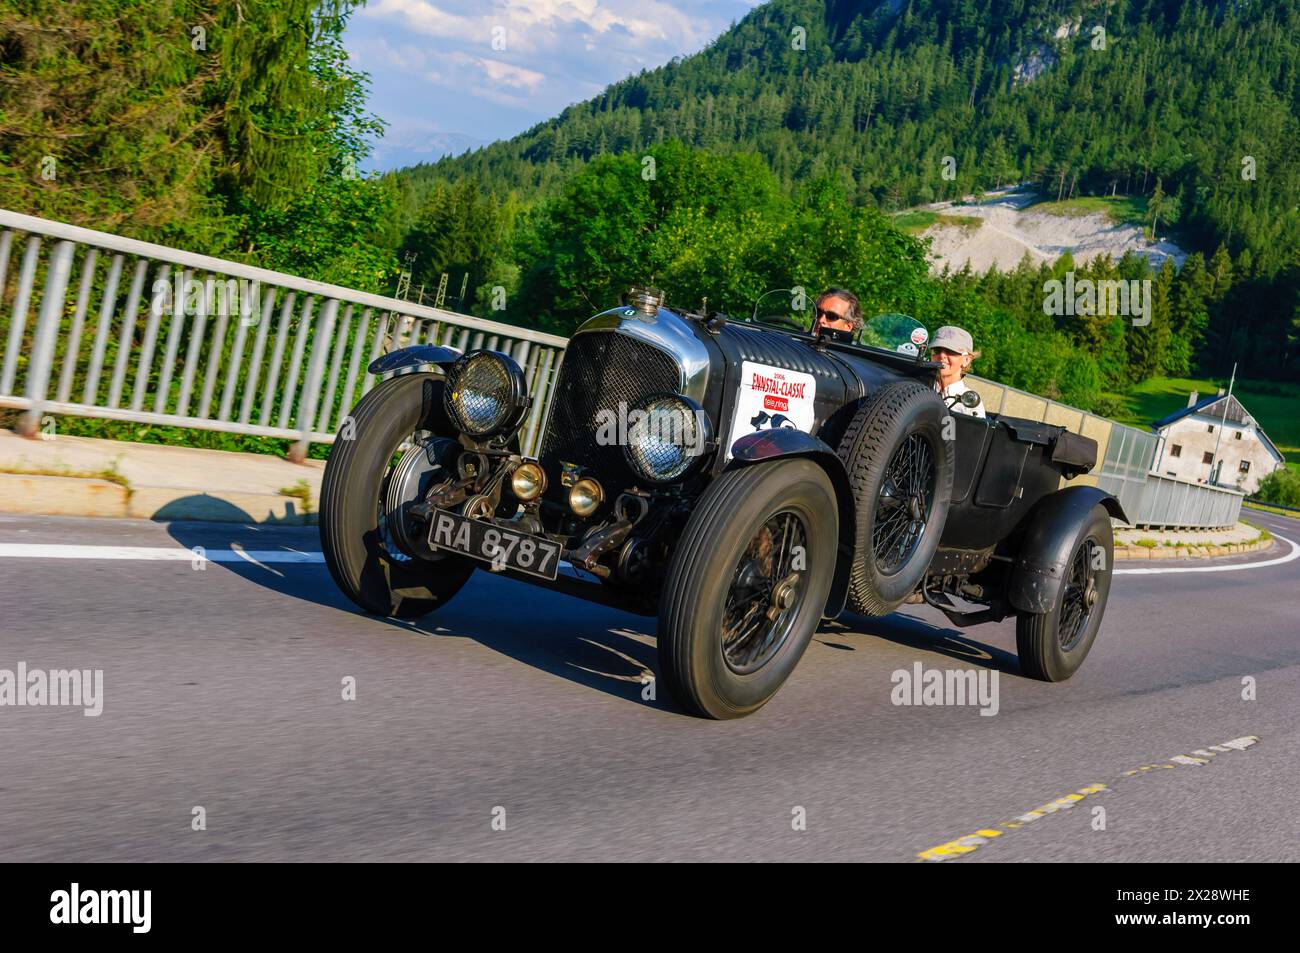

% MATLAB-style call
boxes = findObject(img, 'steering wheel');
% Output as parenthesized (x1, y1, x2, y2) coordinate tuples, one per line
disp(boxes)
(752, 312, 809, 333)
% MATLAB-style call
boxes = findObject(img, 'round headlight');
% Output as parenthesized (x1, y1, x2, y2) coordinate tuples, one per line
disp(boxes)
(511, 462, 547, 502)
(569, 478, 604, 517)
(623, 394, 711, 484)
(444, 350, 528, 438)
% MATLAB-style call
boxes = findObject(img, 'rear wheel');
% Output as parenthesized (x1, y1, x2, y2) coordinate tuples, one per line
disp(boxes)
(1016, 504, 1114, 681)
(319, 373, 475, 619)
(836, 381, 954, 615)
(658, 459, 838, 719)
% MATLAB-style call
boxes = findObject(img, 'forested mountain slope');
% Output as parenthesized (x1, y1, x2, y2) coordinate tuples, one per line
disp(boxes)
(407, 0, 1300, 278)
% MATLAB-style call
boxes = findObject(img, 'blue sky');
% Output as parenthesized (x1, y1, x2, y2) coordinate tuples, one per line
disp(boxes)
(346, 0, 762, 171)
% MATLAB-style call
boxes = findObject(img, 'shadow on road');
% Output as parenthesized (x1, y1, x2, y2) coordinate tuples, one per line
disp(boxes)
(385, 605, 676, 712)
(160, 504, 1020, 714)
(828, 611, 1021, 676)
(160, 508, 678, 712)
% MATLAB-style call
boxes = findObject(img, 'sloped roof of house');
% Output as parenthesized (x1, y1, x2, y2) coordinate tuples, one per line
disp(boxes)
(1152, 393, 1284, 463)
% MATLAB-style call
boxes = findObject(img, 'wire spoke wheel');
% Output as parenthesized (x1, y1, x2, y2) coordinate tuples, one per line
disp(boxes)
(658, 457, 838, 718)
(720, 510, 809, 675)
(1015, 503, 1114, 682)
(1058, 538, 1099, 652)
(872, 433, 935, 574)
(835, 381, 953, 616)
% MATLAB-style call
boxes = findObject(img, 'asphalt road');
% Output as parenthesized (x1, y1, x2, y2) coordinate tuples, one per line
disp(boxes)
(1, 509, 1297, 862)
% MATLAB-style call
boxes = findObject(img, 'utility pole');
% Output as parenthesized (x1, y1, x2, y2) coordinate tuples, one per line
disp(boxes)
(434, 272, 449, 309)
(395, 251, 416, 300)
(1208, 362, 1236, 485)
(386, 251, 417, 354)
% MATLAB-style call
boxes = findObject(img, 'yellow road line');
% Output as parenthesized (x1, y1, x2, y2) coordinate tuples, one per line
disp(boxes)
(916, 735, 1260, 862)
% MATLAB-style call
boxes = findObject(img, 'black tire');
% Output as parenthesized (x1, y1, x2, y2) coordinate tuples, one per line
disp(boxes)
(319, 373, 474, 619)
(1016, 504, 1114, 681)
(836, 381, 954, 615)
(658, 458, 838, 719)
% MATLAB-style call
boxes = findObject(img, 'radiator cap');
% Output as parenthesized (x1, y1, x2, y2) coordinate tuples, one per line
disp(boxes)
(626, 286, 664, 316)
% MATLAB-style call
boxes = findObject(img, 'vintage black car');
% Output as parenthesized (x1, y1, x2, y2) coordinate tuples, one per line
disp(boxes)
(320, 289, 1124, 719)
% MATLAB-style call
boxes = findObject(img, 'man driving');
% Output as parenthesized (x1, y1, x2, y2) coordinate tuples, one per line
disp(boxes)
(811, 287, 862, 343)
(930, 325, 986, 419)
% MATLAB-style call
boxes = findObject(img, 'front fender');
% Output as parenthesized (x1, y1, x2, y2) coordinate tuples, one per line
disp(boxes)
(367, 345, 461, 377)
(1008, 485, 1126, 614)
(730, 430, 856, 620)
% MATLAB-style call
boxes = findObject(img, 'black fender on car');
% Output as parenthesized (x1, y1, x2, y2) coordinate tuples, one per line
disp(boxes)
(367, 345, 462, 377)
(730, 429, 856, 619)
(1008, 485, 1128, 614)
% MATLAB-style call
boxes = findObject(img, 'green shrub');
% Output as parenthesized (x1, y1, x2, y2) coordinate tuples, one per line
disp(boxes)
(1254, 468, 1300, 507)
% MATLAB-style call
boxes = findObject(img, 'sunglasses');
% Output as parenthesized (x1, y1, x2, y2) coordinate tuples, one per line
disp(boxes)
(815, 307, 849, 322)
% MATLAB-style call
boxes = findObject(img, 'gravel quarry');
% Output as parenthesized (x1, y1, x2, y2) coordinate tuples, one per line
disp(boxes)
(918, 190, 1187, 275)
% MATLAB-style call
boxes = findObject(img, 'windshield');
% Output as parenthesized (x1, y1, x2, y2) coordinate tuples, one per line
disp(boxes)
(860, 313, 930, 356)
(745, 295, 933, 356)
(749, 288, 808, 332)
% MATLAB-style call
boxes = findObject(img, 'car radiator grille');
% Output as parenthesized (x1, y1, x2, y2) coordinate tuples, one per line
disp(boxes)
(539, 332, 682, 498)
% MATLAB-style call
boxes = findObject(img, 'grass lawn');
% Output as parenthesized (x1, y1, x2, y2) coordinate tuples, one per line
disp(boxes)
(1028, 194, 1149, 228)
(933, 213, 982, 232)
(1244, 501, 1299, 518)
(892, 210, 937, 235)
(892, 210, 982, 236)
(1106, 376, 1300, 470)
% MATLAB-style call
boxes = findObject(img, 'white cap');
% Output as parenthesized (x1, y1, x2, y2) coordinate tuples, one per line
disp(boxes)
(931, 326, 975, 355)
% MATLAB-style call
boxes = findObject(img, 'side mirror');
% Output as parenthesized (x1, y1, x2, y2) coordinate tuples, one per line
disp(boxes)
(961, 390, 982, 410)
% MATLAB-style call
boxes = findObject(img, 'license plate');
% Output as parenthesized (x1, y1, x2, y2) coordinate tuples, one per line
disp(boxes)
(427, 508, 562, 580)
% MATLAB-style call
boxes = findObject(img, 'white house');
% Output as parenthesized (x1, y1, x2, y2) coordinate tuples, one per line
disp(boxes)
(1150, 391, 1284, 494)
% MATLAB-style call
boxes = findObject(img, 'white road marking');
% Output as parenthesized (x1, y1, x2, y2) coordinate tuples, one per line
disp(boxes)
(0, 534, 1294, 574)
(1114, 532, 1298, 575)
(228, 541, 287, 576)
(0, 542, 581, 572)
(0, 543, 324, 563)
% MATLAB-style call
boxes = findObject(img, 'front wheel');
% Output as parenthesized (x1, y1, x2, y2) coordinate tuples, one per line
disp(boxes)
(658, 458, 839, 719)
(1015, 504, 1114, 681)
(319, 373, 475, 619)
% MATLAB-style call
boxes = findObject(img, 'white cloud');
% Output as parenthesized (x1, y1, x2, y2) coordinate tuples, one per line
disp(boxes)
(363, 0, 711, 54)
(348, 36, 429, 72)
(350, 0, 755, 169)
(362, 0, 481, 43)
(359, 0, 712, 107)
(423, 51, 547, 103)
(479, 58, 547, 89)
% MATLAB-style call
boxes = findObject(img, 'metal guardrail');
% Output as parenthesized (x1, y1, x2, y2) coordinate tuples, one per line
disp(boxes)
(0, 210, 568, 458)
(1132, 472, 1244, 529)
(1094, 418, 1161, 526)
(0, 209, 1245, 529)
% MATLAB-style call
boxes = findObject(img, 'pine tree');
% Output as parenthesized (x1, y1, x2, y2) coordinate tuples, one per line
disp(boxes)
(1207, 244, 1234, 301)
